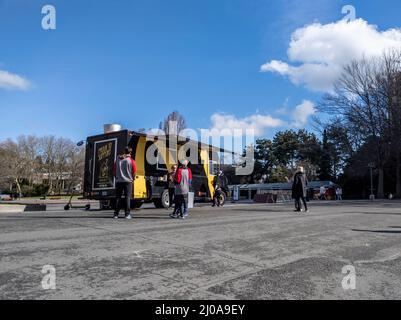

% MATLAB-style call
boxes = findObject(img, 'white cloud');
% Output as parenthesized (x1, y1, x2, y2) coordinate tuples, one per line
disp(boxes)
(261, 19, 401, 92)
(291, 100, 316, 127)
(0, 69, 31, 90)
(210, 113, 285, 137)
(209, 100, 316, 137)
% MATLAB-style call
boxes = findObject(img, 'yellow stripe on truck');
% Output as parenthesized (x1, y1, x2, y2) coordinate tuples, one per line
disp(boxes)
(133, 136, 147, 199)
(201, 148, 215, 199)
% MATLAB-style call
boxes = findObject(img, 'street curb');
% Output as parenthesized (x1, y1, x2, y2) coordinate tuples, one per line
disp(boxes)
(0, 204, 26, 213)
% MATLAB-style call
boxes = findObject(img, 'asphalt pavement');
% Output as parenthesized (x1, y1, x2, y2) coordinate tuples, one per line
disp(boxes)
(1, 200, 401, 300)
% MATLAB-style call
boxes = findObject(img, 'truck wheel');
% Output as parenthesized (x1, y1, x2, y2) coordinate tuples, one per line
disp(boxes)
(154, 189, 169, 208)
(219, 191, 227, 206)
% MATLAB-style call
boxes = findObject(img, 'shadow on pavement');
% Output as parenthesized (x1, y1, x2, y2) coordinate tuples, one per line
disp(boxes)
(352, 229, 401, 234)
(361, 212, 401, 216)
(1, 214, 172, 220)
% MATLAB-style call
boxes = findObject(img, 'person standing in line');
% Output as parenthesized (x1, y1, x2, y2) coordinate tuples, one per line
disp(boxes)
(213, 183, 223, 208)
(292, 166, 309, 213)
(173, 159, 192, 219)
(169, 165, 182, 219)
(113, 147, 137, 219)
(170, 188, 183, 218)
(212, 170, 228, 207)
(167, 165, 178, 209)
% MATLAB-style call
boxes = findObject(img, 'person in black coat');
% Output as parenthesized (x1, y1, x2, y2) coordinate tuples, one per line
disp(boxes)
(212, 170, 228, 207)
(292, 166, 309, 213)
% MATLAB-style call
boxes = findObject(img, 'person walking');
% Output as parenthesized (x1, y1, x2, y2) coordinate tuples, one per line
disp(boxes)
(319, 185, 327, 200)
(172, 159, 192, 219)
(167, 165, 178, 208)
(292, 166, 308, 213)
(336, 187, 343, 201)
(113, 147, 137, 219)
(212, 170, 228, 207)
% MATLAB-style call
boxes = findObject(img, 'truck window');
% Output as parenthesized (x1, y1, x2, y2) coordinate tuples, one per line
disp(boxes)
(209, 161, 218, 176)
(156, 149, 167, 171)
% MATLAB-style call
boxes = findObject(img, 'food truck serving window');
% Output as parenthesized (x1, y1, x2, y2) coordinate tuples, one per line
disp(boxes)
(92, 138, 117, 190)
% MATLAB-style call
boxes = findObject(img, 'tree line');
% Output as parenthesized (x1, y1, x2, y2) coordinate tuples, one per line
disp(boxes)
(0, 136, 84, 197)
(231, 50, 401, 199)
(1, 49, 400, 199)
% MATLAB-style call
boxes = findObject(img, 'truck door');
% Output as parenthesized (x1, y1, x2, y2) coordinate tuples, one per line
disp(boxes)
(132, 136, 148, 200)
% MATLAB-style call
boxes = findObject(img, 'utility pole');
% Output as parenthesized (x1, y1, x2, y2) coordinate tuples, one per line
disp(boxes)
(368, 162, 375, 200)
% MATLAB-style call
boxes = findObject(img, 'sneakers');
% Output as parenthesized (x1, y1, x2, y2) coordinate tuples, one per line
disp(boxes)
(169, 213, 178, 219)
(114, 214, 132, 219)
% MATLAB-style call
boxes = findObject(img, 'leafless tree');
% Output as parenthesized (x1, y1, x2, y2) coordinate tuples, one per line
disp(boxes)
(39, 136, 83, 194)
(319, 50, 401, 198)
(39, 135, 57, 193)
(160, 111, 187, 135)
(17, 135, 41, 186)
(380, 50, 401, 195)
(0, 139, 27, 197)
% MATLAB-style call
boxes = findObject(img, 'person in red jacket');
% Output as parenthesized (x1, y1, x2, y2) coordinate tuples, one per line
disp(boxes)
(170, 159, 192, 219)
(112, 147, 137, 219)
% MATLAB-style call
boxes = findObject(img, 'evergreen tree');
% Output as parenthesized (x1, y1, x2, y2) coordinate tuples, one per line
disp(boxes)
(319, 130, 333, 181)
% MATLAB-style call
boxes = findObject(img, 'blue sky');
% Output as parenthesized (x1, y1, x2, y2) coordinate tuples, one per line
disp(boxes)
(1, 0, 401, 142)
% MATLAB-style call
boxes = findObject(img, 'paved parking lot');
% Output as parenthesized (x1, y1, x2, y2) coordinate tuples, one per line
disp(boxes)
(1, 201, 401, 300)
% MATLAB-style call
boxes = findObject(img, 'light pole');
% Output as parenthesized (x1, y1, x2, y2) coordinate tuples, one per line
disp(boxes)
(368, 162, 375, 200)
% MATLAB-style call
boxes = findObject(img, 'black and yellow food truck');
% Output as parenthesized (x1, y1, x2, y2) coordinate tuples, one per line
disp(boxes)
(83, 128, 229, 209)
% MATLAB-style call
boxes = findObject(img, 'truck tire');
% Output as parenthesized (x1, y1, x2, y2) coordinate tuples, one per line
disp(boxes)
(218, 191, 227, 206)
(154, 189, 169, 208)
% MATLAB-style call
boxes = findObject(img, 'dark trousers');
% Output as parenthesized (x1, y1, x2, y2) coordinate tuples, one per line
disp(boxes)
(168, 187, 175, 208)
(213, 190, 222, 207)
(173, 194, 188, 216)
(295, 197, 307, 211)
(115, 182, 133, 215)
(182, 194, 188, 215)
(173, 194, 183, 216)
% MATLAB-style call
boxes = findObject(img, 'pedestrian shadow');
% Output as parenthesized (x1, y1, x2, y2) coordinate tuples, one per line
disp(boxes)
(352, 229, 401, 234)
(361, 212, 401, 216)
